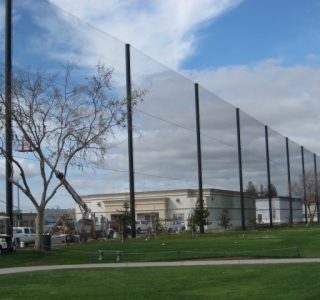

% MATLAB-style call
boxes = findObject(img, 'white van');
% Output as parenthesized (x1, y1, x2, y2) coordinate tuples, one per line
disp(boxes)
(13, 227, 36, 245)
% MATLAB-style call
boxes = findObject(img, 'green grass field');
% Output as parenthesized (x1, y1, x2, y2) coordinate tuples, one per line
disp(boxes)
(1, 264, 320, 299)
(2, 225, 320, 299)
(1, 224, 320, 268)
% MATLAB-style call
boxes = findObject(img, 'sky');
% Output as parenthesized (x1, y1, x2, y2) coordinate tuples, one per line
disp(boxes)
(46, 0, 320, 152)
(0, 0, 320, 212)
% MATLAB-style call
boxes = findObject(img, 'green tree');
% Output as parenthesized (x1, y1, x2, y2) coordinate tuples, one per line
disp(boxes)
(189, 198, 210, 234)
(114, 202, 131, 243)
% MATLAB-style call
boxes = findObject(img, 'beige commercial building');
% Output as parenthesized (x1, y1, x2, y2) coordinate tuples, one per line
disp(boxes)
(76, 188, 256, 231)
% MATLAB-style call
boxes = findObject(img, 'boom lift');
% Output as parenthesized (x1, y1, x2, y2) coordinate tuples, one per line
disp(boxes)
(16, 140, 96, 241)
(48, 162, 96, 241)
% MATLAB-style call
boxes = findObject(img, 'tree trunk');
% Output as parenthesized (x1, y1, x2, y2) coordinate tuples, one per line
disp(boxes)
(306, 205, 316, 228)
(34, 208, 44, 251)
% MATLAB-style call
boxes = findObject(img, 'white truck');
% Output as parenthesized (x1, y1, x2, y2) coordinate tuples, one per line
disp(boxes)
(13, 227, 36, 246)
(0, 216, 17, 255)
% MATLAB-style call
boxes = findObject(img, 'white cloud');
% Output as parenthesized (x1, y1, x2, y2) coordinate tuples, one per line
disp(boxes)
(306, 53, 320, 64)
(49, 0, 242, 70)
(39, 1, 319, 156)
(185, 59, 320, 155)
(11, 0, 241, 87)
(0, 158, 38, 179)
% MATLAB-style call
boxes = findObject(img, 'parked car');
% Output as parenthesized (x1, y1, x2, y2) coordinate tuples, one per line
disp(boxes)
(135, 220, 151, 233)
(13, 227, 36, 246)
(165, 223, 186, 233)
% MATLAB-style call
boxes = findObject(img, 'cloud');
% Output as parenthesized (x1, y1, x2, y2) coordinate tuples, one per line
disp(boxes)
(11, 0, 242, 90)
(306, 53, 320, 65)
(100, 57, 320, 197)
(49, 0, 242, 70)
(0, 158, 38, 179)
(185, 59, 320, 155)
(12, 1, 319, 159)
(44, 56, 319, 202)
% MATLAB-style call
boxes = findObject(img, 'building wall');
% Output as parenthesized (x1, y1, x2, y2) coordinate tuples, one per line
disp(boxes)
(206, 190, 256, 230)
(79, 190, 189, 225)
(77, 188, 255, 231)
(256, 197, 303, 224)
(166, 190, 197, 225)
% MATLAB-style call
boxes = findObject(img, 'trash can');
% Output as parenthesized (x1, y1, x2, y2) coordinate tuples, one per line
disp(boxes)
(107, 230, 114, 239)
(41, 234, 51, 251)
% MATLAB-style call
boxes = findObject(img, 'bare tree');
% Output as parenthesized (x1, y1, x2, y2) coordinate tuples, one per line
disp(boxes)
(0, 64, 144, 251)
(292, 171, 320, 227)
(246, 182, 278, 198)
(261, 183, 278, 198)
(219, 209, 231, 231)
(245, 181, 258, 197)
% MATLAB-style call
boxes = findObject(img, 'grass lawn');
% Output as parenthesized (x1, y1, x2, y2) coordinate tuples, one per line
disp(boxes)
(1, 264, 320, 299)
(1, 224, 320, 268)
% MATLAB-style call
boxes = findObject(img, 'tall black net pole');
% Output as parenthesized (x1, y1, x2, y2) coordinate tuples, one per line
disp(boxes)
(236, 108, 245, 230)
(5, 0, 13, 235)
(301, 146, 307, 223)
(194, 83, 204, 234)
(286, 138, 293, 225)
(314, 154, 319, 224)
(265, 126, 273, 228)
(125, 44, 136, 238)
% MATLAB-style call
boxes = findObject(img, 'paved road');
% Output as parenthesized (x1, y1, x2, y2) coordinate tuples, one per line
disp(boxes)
(1, 258, 320, 275)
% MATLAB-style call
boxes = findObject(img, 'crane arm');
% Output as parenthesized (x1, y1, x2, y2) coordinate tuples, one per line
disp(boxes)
(43, 157, 92, 219)
(55, 172, 92, 219)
